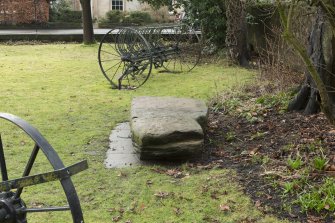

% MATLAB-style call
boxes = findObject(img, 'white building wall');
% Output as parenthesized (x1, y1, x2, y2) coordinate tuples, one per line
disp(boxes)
(91, 0, 109, 18)
(69, 0, 172, 22)
(91, 0, 148, 19)
(124, 0, 143, 12)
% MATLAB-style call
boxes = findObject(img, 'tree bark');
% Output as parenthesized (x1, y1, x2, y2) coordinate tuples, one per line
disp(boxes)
(80, 0, 94, 44)
(225, 0, 250, 67)
(288, 7, 335, 117)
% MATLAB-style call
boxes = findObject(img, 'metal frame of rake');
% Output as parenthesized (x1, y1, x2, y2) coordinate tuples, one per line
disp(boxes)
(98, 23, 202, 90)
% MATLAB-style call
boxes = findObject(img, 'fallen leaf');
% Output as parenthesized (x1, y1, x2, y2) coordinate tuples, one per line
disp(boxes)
(255, 200, 261, 207)
(202, 185, 209, 193)
(288, 213, 298, 218)
(173, 207, 182, 216)
(117, 172, 127, 177)
(166, 169, 185, 178)
(307, 215, 322, 223)
(151, 168, 165, 174)
(324, 204, 330, 210)
(166, 169, 179, 176)
(107, 208, 116, 212)
(249, 148, 257, 155)
(327, 164, 335, 171)
(219, 204, 230, 212)
(138, 203, 146, 212)
(146, 180, 153, 186)
(154, 191, 169, 198)
(292, 173, 301, 179)
(112, 216, 121, 222)
(211, 192, 219, 200)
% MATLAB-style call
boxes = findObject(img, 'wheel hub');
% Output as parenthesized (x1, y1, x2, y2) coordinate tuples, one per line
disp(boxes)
(0, 192, 26, 223)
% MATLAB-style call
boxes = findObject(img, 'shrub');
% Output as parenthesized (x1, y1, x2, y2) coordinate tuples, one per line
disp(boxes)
(106, 10, 124, 23)
(99, 10, 153, 28)
(183, 0, 226, 48)
(49, 0, 82, 23)
(123, 11, 153, 24)
(59, 10, 82, 23)
(50, 10, 82, 23)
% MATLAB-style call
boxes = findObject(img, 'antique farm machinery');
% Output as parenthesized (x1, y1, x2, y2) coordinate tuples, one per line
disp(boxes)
(98, 23, 202, 89)
(0, 113, 88, 223)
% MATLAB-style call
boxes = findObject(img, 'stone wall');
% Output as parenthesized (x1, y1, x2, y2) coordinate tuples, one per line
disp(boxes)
(0, 0, 49, 24)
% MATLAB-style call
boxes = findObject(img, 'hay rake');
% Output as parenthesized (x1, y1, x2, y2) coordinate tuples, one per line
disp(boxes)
(98, 23, 201, 90)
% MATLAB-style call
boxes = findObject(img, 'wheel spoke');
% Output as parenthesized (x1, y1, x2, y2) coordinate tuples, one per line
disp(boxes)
(0, 134, 8, 182)
(15, 143, 39, 198)
(0, 160, 88, 192)
(100, 50, 119, 57)
(103, 61, 122, 74)
(18, 206, 70, 213)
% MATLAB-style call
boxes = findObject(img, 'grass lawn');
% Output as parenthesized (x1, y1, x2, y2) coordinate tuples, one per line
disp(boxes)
(0, 43, 287, 223)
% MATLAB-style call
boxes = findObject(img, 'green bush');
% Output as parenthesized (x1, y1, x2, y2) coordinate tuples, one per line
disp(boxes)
(49, 0, 82, 23)
(123, 11, 153, 24)
(50, 10, 82, 23)
(106, 10, 124, 23)
(183, 0, 226, 48)
(59, 10, 82, 23)
(99, 10, 153, 28)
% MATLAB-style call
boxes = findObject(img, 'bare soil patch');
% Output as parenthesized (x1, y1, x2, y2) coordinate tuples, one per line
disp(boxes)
(204, 96, 335, 223)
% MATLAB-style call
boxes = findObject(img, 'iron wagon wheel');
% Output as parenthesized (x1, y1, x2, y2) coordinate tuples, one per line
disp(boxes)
(161, 24, 201, 73)
(0, 113, 87, 223)
(98, 28, 153, 90)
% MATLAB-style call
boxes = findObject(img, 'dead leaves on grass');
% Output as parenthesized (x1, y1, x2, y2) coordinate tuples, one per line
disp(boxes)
(151, 167, 190, 179)
(219, 204, 230, 212)
(154, 191, 170, 199)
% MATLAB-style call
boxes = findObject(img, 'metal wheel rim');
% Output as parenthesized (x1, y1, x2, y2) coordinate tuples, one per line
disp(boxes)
(98, 28, 153, 90)
(161, 24, 201, 73)
(0, 113, 84, 223)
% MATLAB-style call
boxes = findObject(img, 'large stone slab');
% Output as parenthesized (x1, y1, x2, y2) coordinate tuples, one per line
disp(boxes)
(130, 96, 208, 160)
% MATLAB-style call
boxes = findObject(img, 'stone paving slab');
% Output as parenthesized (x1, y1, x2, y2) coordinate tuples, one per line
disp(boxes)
(131, 96, 208, 130)
(104, 122, 141, 168)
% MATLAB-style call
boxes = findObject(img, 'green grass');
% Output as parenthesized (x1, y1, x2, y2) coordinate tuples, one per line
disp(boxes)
(0, 43, 287, 222)
(297, 178, 335, 212)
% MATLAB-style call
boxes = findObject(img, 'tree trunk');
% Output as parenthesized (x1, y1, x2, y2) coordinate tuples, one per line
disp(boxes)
(80, 0, 94, 44)
(288, 7, 335, 116)
(225, 0, 250, 67)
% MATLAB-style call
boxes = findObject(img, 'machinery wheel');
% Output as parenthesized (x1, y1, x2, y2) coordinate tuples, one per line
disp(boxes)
(98, 28, 153, 90)
(160, 24, 202, 73)
(0, 113, 88, 223)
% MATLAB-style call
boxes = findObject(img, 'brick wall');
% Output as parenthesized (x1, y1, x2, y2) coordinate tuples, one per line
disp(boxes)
(0, 0, 49, 24)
